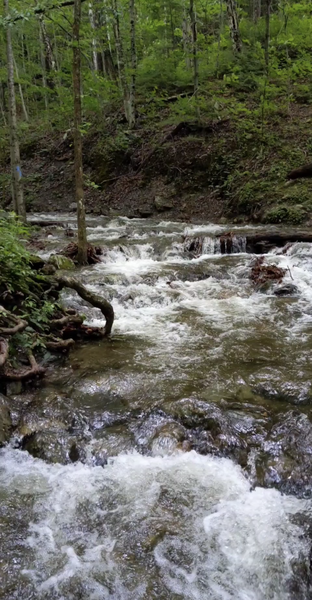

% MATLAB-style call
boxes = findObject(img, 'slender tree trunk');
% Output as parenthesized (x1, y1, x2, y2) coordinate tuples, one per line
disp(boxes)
(264, 0, 271, 73)
(182, 4, 191, 69)
(112, 0, 132, 125)
(88, 1, 99, 71)
(4, 0, 25, 220)
(39, 15, 56, 88)
(225, 0, 242, 53)
(13, 57, 29, 122)
(253, 0, 261, 22)
(73, 0, 88, 265)
(129, 0, 136, 128)
(39, 20, 49, 110)
(0, 83, 7, 125)
(190, 0, 200, 119)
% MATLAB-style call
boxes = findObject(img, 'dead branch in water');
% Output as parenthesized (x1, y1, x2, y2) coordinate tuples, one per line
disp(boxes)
(56, 275, 114, 335)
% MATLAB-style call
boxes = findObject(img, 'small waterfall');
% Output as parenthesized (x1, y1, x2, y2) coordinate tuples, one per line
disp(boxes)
(183, 234, 247, 255)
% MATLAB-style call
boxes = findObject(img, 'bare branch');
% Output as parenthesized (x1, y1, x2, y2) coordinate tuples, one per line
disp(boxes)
(56, 275, 114, 336)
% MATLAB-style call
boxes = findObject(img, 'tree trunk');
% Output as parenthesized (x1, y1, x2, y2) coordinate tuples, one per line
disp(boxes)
(88, 1, 99, 71)
(13, 57, 29, 122)
(189, 0, 200, 119)
(73, 0, 88, 265)
(4, 0, 25, 220)
(182, 4, 191, 69)
(264, 0, 271, 72)
(225, 0, 242, 53)
(112, 0, 132, 125)
(129, 0, 136, 128)
(0, 83, 6, 125)
(39, 15, 56, 88)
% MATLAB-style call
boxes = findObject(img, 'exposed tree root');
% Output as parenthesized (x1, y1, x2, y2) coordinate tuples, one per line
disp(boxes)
(0, 307, 28, 335)
(0, 338, 9, 368)
(51, 314, 84, 329)
(56, 275, 114, 335)
(4, 350, 45, 381)
(59, 242, 102, 264)
(45, 337, 75, 351)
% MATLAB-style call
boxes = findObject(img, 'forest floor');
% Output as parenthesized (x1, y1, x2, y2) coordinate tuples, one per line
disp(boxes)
(1, 100, 312, 224)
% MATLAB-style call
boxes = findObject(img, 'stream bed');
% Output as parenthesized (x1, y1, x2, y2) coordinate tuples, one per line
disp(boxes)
(1, 214, 312, 599)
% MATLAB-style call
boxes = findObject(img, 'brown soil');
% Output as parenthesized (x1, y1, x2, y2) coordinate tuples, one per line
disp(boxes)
(2, 104, 312, 223)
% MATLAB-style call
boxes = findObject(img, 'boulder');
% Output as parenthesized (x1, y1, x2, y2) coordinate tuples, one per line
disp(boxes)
(48, 254, 76, 270)
(0, 394, 12, 446)
(154, 196, 173, 212)
(273, 283, 299, 296)
(138, 206, 154, 218)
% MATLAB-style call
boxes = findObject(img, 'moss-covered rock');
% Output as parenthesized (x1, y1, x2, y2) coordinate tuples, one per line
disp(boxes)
(48, 254, 76, 270)
(0, 394, 12, 446)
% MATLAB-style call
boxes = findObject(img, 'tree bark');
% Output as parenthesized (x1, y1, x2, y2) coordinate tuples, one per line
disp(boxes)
(73, 0, 88, 265)
(4, 0, 26, 221)
(13, 57, 29, 122)
(264, 0, 271, 73)
(225, 0, 242, 53)
(129, 0, 136, 128)
(39, 15, 56, 88)
(56, 275, 114, 335)
(189, 0, 200, 119)
(113, 0, 132, 125)
(88, 1, 99, 71)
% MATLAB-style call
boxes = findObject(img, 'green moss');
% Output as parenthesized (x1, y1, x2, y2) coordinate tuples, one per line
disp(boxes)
(264, 204, 307, 224)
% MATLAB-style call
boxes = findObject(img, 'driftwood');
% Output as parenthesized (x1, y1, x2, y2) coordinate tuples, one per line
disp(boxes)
(56, 275, 114, 336)
(30, 220, 65, 228)
(246, 232, 312, 254)
(250, 257, 286, 288)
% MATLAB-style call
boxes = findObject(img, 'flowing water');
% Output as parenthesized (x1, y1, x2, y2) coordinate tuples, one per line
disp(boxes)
(2, 215, 312, 599)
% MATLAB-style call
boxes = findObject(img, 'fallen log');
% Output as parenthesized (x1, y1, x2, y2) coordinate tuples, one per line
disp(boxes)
(56, 275, 114, 336)
(29, 220, 65, 228)
(246, 232, 312, 254)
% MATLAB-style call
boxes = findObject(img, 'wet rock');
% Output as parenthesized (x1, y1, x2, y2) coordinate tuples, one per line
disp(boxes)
(41, 262, 57, 275)
(150, 421, 186, 455)
(154, 196, 173, 212)
(48, 254, 76, 270)
(255, 411, 312, 497)
(22, 429, 83, 464)
(273, 283, 299, 296)
(253, 382, 312, 406)
(138, 206, 154, 218)
(69, 202, 77, 211)
(0, 394, 12, 446)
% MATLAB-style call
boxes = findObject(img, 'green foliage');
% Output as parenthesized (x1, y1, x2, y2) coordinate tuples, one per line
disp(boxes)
(0, 212, 33, 294)
(264, 204, 307, 224)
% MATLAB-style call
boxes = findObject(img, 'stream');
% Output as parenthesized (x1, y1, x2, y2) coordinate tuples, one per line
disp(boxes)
(1, 214, 312, 599)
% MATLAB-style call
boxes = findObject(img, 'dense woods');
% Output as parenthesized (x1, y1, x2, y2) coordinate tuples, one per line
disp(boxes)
(0, 0, 312, 224)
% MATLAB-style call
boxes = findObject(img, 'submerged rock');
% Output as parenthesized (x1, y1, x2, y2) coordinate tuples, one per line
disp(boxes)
(273, 283, 299, 296)
(255, 411, 312, 498)
(0, 394, 12, 446)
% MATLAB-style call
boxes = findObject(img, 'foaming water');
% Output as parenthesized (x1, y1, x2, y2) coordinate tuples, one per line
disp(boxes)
(0, 447, 309, 600)
(4, 216, 312, 599)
